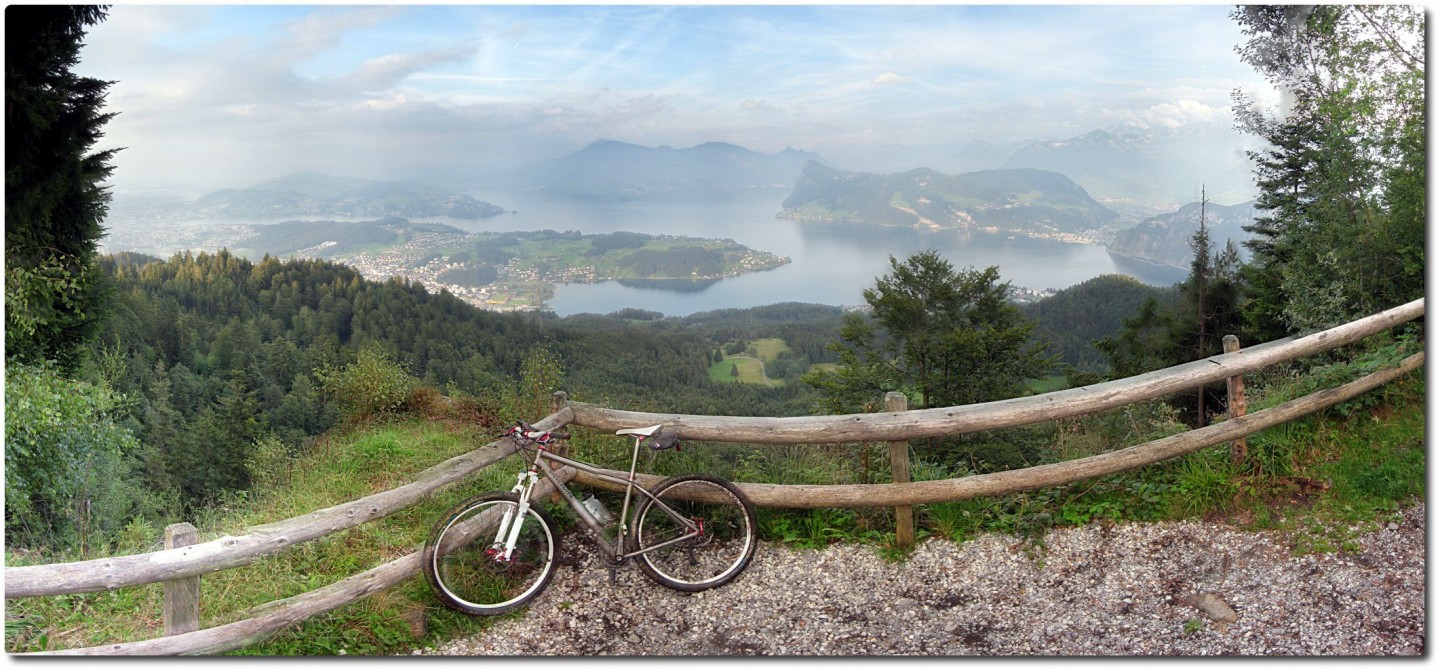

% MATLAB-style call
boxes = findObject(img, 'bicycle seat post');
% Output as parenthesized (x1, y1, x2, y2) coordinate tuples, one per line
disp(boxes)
(626, 434, 645, 485)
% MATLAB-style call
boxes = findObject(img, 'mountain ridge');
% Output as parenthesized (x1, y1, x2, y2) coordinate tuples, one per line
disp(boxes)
(777, 161, 1119, 236)
(1105, 199, 1258, 268)
(192, 173, 507, 219)
(520, 140, 832, 201)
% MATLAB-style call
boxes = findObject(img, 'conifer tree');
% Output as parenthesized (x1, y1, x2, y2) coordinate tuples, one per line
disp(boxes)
(5, 5, 120, 368)
(1231, 5, 1424, 331)
(805, 251, 1052, 412)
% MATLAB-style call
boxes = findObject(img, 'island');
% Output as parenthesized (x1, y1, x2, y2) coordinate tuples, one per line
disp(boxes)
(229, 218, 789, 311)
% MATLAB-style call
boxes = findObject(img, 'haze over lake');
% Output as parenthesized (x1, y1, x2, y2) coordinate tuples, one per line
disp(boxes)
(449, 190, 1185, 317)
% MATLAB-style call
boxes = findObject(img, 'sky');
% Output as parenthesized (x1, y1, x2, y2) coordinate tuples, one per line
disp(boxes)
(74, 3, 1279, 196)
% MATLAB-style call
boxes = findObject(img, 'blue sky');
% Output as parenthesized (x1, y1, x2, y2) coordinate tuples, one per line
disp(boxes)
(76, 4, 1276, 195)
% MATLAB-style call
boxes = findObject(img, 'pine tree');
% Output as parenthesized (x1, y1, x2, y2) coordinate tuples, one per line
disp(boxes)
(1187, 190, 1212, 424)
(1231, 5, 1424, 332)
(5, 5, 120, 368)
(805, 251, 1053, 412)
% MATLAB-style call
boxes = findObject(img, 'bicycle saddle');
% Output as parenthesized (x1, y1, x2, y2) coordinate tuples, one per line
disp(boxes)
(616, 425, 663, 438)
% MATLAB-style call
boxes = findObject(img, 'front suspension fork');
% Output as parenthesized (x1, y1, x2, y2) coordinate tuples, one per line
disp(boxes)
(493, 469, 539, 561)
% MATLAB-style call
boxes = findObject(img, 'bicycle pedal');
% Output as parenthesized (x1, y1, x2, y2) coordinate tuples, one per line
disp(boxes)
(608, 565, 617, 585)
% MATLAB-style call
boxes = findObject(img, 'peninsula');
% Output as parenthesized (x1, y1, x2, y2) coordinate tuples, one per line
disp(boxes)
(230, 219, 789, 311)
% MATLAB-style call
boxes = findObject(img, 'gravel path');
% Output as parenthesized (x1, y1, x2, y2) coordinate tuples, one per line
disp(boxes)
(418, 504, 1425, 656)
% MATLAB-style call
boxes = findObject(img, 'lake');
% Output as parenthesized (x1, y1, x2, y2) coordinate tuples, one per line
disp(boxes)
(106, 190, 1186, 317)
(457, 190, 1186, 316)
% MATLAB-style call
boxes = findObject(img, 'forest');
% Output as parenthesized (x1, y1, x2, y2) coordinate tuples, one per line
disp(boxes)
(5, 243, 1162, 549)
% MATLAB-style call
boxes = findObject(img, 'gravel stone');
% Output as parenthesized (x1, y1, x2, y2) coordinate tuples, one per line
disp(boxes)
(416, 504, 1424, 656)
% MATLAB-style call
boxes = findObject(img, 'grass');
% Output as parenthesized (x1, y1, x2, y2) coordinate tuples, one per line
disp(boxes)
(707, 337, 793, 387)
(4, 416, 525, 656)
(747, 337, 789, 362)
(909, 371, 1424, 555)
(707, 356, 781, 386)
(1026, 374, 1069, 394)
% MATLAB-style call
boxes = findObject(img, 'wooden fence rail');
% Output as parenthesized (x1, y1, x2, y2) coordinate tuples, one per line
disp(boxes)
(42, 467, 579, 656)
(5, 298, 1423, 655)
(569, 353, 1423, 507)
(568, 298, 1423, 444)
(4, 410, 575, 598)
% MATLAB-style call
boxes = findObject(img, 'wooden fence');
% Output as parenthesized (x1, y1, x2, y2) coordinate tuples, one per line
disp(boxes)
(4, 298, 1424, 655)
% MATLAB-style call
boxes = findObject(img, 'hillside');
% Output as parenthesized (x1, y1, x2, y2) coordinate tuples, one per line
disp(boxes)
(192, 172, 507, 219)
(229, 217, 412, 258)
(777, 162, 1119, 237)
(519, 140, 831, 201)
(1020, 274, 1178, 373)
(1106, 200, 1257, 269)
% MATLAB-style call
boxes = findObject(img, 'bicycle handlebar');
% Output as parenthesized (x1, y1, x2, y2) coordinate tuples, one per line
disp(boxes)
(504, 420, 569, 444)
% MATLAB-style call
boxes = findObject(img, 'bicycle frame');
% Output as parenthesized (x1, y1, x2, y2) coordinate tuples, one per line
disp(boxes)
(502, 434, 702, 565)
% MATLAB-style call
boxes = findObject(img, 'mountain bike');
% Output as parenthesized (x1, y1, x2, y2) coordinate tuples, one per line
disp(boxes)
(423, 420, 757, 615)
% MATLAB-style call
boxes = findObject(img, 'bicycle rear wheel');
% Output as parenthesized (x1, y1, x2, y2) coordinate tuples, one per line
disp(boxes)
(631, 474, 757, 592)
(423, 492, 557, 615)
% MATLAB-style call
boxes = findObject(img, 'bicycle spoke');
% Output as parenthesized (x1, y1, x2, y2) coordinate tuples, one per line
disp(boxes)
(424, 494, 557, 615)
(632, 475, 756, 591)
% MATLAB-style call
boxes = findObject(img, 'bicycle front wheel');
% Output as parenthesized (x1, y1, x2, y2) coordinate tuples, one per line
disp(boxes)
(631, 474, 757, 592)
(423, 492, 557, 615)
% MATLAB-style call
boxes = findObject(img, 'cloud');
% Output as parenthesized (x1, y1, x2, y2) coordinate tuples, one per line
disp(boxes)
(1102, 99, 1224, 130)
(73, 5, 1270, 193)
(276, 6, 403, 62)
(343, 47, 476, 91)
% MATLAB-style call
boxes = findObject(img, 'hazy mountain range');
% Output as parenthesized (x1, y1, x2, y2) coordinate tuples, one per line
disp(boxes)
(1106, 199, 1258, 269)
(188, 173, 507, 220)
(504, 125, 1255, 207)
(109, 124, 1259, 227)
(503, 140, 831, 201)
(777, 162, 1119, 234)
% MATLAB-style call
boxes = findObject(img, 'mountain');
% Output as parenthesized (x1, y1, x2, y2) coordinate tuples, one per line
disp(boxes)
(1106, 199, 1258, 269)
(192, 172, 507, 219)
(836, 138, 1022, 175)
(1002, 125, 1256, 206)
(519, 140, 831, 201)
(1020, 274, 1179, 372)
(777, 162, 1119, 235)
(228, 217, 421, 259)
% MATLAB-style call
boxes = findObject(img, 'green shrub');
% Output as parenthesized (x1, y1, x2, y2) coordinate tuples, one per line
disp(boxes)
(246, 435, 293, 493)
(496, 343, 565, 421)
(4, 362, 143, 551)
(316, 346, 418, 423)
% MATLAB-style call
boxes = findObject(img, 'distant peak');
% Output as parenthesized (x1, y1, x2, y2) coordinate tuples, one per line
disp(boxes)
(580, 138, 643, 151)
(691, 141, 748, 153)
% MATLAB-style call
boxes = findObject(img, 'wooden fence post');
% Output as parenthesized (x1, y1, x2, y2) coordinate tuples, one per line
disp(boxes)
(163, 523, 200, 636)
(884, 392, 914, 548)
(550, 392, 569, 438)
(1223, 335, 1248, 465)
(550, 391, 570, 504)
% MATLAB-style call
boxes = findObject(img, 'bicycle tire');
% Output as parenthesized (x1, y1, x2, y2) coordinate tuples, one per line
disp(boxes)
(630, 474, 757, 592)
(423, 492, 558, 615)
